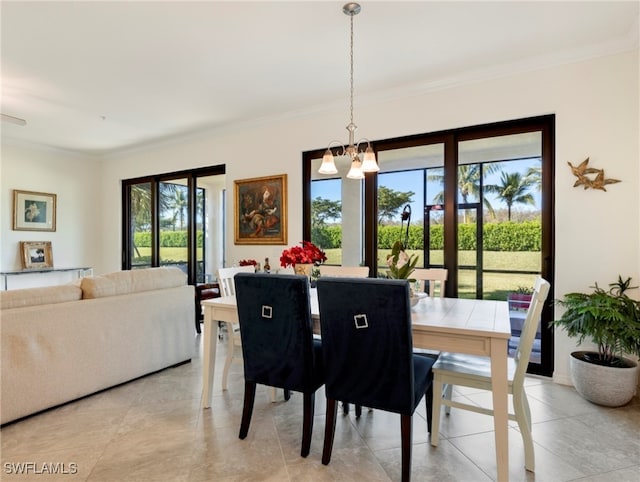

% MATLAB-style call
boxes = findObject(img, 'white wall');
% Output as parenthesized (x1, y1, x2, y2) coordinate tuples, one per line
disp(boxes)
(0, 143, 102, 286)
(2, 49, 638, 384)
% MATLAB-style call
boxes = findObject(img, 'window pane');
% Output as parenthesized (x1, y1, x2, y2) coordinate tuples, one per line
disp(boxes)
(376, 144, 443, 276)
(159, 180, 189, 273)
(311, 156, 363, 266)
(459, 132, 543, 365)
(377, 170, 423, 275)
(129, 182, 152, 269)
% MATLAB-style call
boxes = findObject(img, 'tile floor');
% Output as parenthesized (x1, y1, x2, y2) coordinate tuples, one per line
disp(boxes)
(1, 332, 639, 481)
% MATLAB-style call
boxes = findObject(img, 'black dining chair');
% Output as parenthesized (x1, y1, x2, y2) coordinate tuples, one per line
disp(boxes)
(316, 277, 436, 482)
(234, 272, 324, 457)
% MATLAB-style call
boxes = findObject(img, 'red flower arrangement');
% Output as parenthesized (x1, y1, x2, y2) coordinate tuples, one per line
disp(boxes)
(280, 241, 327, 268)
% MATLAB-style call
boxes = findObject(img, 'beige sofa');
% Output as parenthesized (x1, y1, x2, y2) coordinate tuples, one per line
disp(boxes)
(0, 267, 195, 425)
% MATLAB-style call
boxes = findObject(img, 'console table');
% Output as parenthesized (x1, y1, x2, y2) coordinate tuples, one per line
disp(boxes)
(1, 267, 93, 290)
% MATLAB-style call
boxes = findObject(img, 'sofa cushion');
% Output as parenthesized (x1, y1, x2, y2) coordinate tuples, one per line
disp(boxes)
(130, 267, 187, 292)
(0, 284, 82, 310)
(81, 272, 129, 299)
(81, 267, 186, 299)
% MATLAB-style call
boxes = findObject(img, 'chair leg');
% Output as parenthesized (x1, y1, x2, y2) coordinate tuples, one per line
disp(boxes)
(222, 324, 235, 390)
(341, 402, 363, 417)
(443, 383, 453, 415)
(513, 388, 535, 472)
(430, 374, 443, 446)
(425, 384, 433, 433)
(301, 392, 316, 457)
(322, 398, 338, 465)
(400, 414, 412, 482)
(239, 380, 256, 439)
(355, 404, 362, 418)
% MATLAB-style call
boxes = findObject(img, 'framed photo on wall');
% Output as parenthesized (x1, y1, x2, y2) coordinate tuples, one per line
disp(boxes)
(234, 174, 287, 245)
(13, 190, 57, 232)
(20, 241, 54, 269)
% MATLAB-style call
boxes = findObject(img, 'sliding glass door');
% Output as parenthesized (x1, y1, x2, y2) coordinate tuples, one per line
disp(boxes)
(122, 165, 225, 285)
(304, 115, 554, 376)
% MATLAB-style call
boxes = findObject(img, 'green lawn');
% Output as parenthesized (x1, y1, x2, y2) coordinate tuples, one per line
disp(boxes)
(326, 248, 540, 300)
(135, 246, 540, 301)
(133, 247, 200, 262)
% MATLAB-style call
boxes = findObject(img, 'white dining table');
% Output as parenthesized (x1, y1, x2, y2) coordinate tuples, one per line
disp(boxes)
(201, 290, 511, 481)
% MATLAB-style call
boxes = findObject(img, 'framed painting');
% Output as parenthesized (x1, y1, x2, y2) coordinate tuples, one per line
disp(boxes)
(234, 174, 287, 245)
(13, 190, 57, 231)
(20, 241, 54, 269)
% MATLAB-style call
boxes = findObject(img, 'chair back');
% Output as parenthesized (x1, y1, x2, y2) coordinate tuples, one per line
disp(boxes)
(234, 273, 322, 393)
(318, 265, 369, 278)
(513, 277, 550, 386)
(412, 268, 448, 297)
(217, 265, 255, 297)
(316, 277, 417, 415)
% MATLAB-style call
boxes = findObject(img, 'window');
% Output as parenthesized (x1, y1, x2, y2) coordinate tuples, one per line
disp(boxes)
(304, 115, 554, 376)
(122, 165, 225, 284)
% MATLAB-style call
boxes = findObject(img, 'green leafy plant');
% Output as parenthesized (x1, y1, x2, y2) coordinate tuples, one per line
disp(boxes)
(553, 276, 640, 366)
(385, 240, 419, 281)
(514, 285, 534, 295)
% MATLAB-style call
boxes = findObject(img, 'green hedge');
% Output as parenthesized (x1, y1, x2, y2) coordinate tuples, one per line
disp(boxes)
(134, 231, 205, 248)
(140, 222, 541, 252)
(311, 225, 342, 249)
(313, 220, 541, 251)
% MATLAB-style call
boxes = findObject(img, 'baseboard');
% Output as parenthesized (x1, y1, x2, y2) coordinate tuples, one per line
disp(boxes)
(552, 373, 573, 386)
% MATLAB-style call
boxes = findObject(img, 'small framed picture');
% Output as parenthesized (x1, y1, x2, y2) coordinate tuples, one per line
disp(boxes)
(20, 241, 54, 269)
(234, 174, 287, 245)
(13, 190, 57, 232)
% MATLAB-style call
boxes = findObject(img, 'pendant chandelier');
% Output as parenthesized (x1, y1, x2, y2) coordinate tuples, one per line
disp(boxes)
(318, 2, 378, 179)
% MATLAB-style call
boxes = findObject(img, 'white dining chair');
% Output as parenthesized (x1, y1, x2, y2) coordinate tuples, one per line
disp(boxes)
(318, 265, 369, 278)
(412, 268, 448, 297)
(430, 277, 550, 473)
(217, 265, 256, 390)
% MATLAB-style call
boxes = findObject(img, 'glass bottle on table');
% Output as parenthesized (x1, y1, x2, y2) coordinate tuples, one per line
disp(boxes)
(264, 258, 271, 273)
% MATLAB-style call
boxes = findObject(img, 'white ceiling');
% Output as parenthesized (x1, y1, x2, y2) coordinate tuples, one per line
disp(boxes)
(1, 1, 638, 156)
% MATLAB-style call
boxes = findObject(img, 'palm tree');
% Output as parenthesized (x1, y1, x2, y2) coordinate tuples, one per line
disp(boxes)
(130, 184, 152, 258)
(130, 184, 152, 231)
(428, 164, 497, 222)
(524, 164, 542, 191)
(169, 188, 189, 231)
(484, 171, 536, 221)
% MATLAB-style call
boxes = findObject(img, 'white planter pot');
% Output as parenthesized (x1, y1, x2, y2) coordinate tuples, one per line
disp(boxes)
(570, 351, 639, 407)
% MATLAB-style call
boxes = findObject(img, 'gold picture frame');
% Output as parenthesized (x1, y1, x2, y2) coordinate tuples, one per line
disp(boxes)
(234, 174, 287, 245)
(20, 241, 54, 269)
(13, 190, 57, 231)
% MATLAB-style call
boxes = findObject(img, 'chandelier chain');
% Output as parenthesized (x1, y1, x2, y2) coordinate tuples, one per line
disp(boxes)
(318, 3, 377, 178)
(349, 12, 354, 127)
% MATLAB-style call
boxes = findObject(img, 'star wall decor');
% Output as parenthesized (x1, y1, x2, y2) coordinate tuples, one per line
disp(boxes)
(567, 158, 621, 191)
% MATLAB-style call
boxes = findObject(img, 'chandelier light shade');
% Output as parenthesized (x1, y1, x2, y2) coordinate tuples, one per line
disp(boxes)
(319, 148, 339, 174)
(318, 2, 378, 178)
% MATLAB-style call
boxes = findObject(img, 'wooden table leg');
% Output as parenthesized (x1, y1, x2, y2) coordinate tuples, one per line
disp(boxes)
(201, 306, 218, 409)
(491, 338, 509, 482)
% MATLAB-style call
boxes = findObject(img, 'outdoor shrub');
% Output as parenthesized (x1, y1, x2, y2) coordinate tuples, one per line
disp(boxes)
(134, 231, 205, 248)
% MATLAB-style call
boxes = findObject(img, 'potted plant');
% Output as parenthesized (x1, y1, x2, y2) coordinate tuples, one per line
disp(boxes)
(385, 240, 422, 306)
(280, 241, 327, 279)
(553, 275, 640, 406)
(508, 285, 534, 312)
(385, 240, 419, 281)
